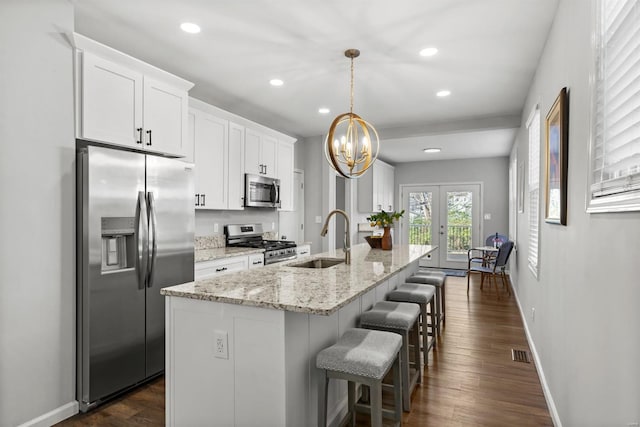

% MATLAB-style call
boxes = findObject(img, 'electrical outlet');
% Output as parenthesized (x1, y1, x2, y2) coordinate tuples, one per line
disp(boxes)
(531, 307, 536, 321)
(484, 213, 492, 220)
(214, 223, 219, 233)
(214, 330, 228, 359)
(315, 216, 322, 224)
(271, 222, 275, 230)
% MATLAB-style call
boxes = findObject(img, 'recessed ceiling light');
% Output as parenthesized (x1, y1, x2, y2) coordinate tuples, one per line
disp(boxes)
(419, 47, 438, 57)
(180, 22, 201, 34)
(436, 90, 451, 97)
(423, 148, 441, 153)
(318, 107, 330, 114)
(270, 79, 284, 87)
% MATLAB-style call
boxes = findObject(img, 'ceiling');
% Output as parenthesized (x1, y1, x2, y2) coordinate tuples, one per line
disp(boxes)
(73, 0, 559, 163)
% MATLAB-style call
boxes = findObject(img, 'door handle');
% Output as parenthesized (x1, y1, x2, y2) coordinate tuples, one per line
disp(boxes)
(136, 191, 149, 290)
(147, 192, 158, 288)
(136, 127, 143, 144)
(146, 129, 152, 146)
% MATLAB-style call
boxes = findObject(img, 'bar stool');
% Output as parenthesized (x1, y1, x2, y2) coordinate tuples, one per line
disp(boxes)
(360, 301, 421, 412)
(316, 328, 402, 427)
(387, 283, 437, 366)
(406, 272, 446, 335)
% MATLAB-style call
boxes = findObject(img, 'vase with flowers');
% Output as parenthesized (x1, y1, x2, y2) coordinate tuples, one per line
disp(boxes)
(366, 210, 404, 250)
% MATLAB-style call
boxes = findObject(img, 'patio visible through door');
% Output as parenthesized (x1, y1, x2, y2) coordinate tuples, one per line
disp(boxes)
(401, 184, 481, 269)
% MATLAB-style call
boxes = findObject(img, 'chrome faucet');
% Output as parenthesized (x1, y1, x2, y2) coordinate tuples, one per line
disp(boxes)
(320, 209, 351, 265)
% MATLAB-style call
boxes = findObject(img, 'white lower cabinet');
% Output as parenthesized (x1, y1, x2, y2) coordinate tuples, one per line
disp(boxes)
(248, 253, 265, 269)
(295, 244, 311, 258)
(194, 255, 249, 280)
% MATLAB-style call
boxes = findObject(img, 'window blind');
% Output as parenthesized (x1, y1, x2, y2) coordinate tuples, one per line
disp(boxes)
(527, 107, 540, 274)
(590, 0, 640, 207)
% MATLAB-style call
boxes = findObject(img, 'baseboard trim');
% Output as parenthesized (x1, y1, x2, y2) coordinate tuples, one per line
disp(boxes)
(17, 401, 78, 427)
(510, 279, 562, 427)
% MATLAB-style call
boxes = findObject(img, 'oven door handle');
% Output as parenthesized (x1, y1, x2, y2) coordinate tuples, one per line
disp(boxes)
(273, 253, 297, 263)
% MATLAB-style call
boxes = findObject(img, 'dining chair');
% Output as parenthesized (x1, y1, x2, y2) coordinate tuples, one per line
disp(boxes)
(467, 240, 514, 297)
(468, 233, 509, 266)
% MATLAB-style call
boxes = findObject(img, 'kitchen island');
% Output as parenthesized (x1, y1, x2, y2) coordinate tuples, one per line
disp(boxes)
(162, 243, 435, 427)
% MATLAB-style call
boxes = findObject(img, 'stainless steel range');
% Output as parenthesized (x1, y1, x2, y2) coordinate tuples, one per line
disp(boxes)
(225, 224, 297, 265)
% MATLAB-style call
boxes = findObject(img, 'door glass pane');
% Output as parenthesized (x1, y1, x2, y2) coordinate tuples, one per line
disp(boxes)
(408, 191, 433, 244)
(446, 191, 472, 260)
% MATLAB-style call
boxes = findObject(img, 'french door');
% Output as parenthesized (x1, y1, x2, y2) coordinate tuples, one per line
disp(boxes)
(400, 184, 481, 269)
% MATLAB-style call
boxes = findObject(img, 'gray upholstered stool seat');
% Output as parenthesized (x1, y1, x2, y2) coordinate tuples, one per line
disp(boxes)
(316, 328, 402, 427)
(406, 273, 447, 335)
(360, 301, 421, 412)
(416, 269, 446, 280)
(387, 284, 437, 365)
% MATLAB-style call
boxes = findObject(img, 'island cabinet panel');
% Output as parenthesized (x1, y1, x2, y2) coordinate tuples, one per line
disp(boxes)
(234, 316, 286, 426)
(166, 298, 286, 427)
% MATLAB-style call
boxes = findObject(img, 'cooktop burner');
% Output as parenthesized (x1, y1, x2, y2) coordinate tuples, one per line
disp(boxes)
(224, 224, 298, 265)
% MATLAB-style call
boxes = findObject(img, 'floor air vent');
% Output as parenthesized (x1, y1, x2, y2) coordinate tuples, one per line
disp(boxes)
(511, 349, 531, 363)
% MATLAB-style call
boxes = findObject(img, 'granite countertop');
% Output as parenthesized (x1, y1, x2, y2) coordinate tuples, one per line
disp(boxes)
(195, 246, 265, 263)
(162, 243, 435, 315)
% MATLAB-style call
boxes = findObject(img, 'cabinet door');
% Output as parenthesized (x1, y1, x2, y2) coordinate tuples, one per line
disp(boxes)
(194, 111, 227, 210)
(194, 256, 248, 280)
(373, 163, 384, 212)
(143, 77, 189, 157)
(247, 253, 264, 269)
(228, 122, 246, 210)
(277, 141, 294, 211)
(382, 163, 394, 212)
(81, 52, 143, 148)
(244, 129, 262, 175)
(261, 135, 278, 178)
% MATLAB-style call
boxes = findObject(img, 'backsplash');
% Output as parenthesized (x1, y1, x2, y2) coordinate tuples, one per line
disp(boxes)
(195, 235, 226, 250)
(195, 209, 279, 237)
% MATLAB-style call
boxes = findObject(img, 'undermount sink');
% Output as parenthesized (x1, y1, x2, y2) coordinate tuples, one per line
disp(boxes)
(290, 258, 345, 269)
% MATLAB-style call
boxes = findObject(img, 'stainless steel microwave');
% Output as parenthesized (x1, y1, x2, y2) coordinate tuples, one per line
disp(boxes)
(244, 174, 281, 208)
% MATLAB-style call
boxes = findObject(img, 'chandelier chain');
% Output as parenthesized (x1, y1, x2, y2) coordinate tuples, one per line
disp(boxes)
(350, 56, 354, 114)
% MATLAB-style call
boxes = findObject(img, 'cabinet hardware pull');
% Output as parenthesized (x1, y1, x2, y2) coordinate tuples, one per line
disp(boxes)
(195, 194, 200, 206)
(146, 129, 152, 146)
(215, 267, 228, 272)
(264, 164, 267, 175)
(136, 127, 143, 144)
(252, 260, 262, 265)
(300, 251, 308, 255)
(201, 194, 206, 206)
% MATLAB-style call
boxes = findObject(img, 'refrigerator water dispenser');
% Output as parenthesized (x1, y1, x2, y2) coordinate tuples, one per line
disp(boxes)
(101, 217, 135, 272)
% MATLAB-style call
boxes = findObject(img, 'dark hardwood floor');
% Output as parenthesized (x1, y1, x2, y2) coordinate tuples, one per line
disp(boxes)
(57, 275, 552, 426)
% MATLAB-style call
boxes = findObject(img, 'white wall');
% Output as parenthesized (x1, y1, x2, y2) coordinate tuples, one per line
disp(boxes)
(0, 1, 77, 426)
(510, 0, 640, 425)
(395, 157, 510, 239)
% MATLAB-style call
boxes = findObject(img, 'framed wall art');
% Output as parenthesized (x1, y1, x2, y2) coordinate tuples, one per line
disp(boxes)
(545, 87, 569, 225)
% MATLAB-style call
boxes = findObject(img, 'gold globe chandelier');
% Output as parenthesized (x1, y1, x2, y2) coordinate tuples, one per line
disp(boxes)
(324, 49, 379, 179)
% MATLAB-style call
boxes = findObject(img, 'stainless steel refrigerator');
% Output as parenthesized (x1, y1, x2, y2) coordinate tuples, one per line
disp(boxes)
(76, 143, 194, 411)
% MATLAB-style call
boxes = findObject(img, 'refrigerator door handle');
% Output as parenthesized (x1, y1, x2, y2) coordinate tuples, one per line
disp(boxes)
(136, 191, 149, 290)
(147, 191, 158, 288)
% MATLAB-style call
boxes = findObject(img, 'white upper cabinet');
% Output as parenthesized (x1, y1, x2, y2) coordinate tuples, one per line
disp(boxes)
(74, 34, 193, 158)
(358, 160, 395, 213)
(81, 52, 143, 147)
(228, 122, 245, 210)
(244, 129, 277, 178)
(277, 140, 295, 211)
(143, 77, 189, 157)
(192, 110, 227, 210)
